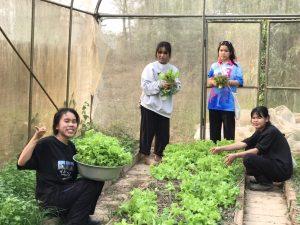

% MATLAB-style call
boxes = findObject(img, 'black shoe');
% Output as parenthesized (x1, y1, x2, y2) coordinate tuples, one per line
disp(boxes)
(88, 217, 101, 225)
(248, 177, 258, 184)
(249, 183, 273, 191)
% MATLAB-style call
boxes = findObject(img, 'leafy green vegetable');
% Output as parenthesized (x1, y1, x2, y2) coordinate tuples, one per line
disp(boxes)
(0, 196, 44, 225)
(214, 75, 228, 88)
(116, 140, 243, 224)
(0, 163, 46, 225)
(74, 130, 132, 167)
(158, 69, 180, 97)
(159, 69, 180, 83)
(117, 189, 158, 225)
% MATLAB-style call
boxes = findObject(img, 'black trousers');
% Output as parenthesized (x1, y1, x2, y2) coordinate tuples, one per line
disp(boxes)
(243, 154, 290, 184)
(42, 179, 104, 225)
(139, 106, 170, 157)
(209, 109, 235, 143)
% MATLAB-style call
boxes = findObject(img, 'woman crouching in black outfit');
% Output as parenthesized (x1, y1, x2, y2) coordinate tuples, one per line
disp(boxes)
(211, 106, 293, 191)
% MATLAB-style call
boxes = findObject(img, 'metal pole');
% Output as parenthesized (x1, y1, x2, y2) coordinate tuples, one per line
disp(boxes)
(202, 19, 209, 140)
(264, 21, 271, 106)
(97, 13, 300, 19)
(28, 0, 35, 140)
(266, 86, 300, 90)
(0, 26, 59, 110)
(95, 0, 103, 15)
(207, 14, 300, 18)
(40, 0, 94, 16)
(200, 0, 206, 140)
(98, 13, 204, 18)
(257, 21, 263, 106)
(208, 19, 300, 23)
(66, 0, 74, 107)
(208, 20, 267, 23)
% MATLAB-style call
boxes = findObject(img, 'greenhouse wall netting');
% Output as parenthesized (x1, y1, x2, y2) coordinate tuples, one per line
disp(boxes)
(0, 0, 300, 165)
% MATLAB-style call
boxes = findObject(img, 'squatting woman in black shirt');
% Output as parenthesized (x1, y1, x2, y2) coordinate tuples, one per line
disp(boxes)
(211, 106, 293, 191)
(17, 108, 103, 225)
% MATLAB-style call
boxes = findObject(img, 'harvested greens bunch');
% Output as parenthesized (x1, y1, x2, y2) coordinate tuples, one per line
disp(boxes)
(214, 75, 228, 89)
(74, 130, 132, 167)
(158, 69, 180, 97)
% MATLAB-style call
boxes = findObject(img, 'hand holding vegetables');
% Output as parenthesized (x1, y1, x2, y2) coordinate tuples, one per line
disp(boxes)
(213, 75, 229, 89)
(158, 69, 180, 97)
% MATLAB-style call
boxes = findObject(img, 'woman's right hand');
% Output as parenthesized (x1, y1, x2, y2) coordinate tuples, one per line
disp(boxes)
(161, 81, 173, 90)
(211, 146, 223, 154)
(33, 126, 47, 140)
(208, 78, 216, 87)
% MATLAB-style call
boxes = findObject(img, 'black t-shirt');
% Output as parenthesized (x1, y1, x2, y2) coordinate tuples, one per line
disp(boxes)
(18, 136, 78, 199)
(242, 124, 293, 175)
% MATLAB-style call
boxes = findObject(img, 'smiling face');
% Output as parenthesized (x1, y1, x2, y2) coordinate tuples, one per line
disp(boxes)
(251, 113, 269, 131)
(218, 45, 231, 62)
(156, 47, 170, 64)
(56, 112, 78, 139)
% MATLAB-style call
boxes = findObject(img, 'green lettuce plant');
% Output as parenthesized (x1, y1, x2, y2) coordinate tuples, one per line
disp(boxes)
(74, 130, 132, 167)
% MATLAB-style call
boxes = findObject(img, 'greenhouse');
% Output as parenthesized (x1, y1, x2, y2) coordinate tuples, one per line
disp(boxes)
(1, 0, 300, 225)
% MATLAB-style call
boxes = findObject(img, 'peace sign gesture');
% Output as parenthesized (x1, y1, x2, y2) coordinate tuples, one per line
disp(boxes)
(33, 126, 47, 140)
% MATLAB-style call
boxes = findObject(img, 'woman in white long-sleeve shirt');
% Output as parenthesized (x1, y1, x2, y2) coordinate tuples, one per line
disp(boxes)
(139, 41, 181, 165)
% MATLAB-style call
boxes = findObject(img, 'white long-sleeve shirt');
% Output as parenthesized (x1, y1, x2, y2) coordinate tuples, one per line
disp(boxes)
(140, 61, 181, 118)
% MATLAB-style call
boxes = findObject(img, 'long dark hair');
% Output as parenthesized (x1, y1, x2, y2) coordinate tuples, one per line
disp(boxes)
(155, 41, 172, 58)
(251, 106, 271, 126)
(218, 41, 237, 66)
(52, 108, 80, 135)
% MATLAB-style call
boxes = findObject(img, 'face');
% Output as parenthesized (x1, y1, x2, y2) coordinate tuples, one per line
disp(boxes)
(156, 47, 170, 64)
(56, 112, 78, 138)
(251, 113, 269, 131)
(218, 45, 230, 62)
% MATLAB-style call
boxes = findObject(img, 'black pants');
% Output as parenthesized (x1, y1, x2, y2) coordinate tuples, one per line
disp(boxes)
(42, 179, 104, 225)
(243, 154, 290, 184)
(139, 106, 170, 157)
(209, 109, 235, 143)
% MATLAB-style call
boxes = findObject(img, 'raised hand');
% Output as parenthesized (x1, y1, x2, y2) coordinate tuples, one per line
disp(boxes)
(34, 126, 47, 140)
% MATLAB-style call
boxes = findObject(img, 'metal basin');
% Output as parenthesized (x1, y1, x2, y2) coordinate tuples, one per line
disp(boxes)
(73, 155, 123, 181)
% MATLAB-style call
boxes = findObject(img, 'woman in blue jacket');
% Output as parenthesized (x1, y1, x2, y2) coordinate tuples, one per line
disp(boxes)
(208, 41, 243, 143)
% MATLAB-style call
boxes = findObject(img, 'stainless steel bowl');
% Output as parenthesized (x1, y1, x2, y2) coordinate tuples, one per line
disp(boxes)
(73, 155, 123, 181)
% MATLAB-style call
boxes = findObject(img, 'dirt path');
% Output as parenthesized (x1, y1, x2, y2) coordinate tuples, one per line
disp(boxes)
(92, 162, 152, 224)
(243, 182, 291, 225)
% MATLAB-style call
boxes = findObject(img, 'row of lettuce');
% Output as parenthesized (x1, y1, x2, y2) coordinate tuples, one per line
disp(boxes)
(0, 130, 243, 225)
(115, 140, 243, 225)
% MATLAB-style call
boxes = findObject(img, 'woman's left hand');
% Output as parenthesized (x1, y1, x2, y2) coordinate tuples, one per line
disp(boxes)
(224, 153, 236, 166)
(228, 80, 239, 87)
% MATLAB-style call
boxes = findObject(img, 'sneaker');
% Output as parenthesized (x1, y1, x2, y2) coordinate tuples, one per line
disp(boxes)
(248, 176, 258, 184)
(144, 156, 153, 165)
(138, 153, 152, 165)
(249, 183, 273, 191)
(154, 155, 162, 163)
(88, 217, 101, 225)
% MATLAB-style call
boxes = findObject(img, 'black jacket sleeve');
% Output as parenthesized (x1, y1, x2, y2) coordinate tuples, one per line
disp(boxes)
(242, 131, 259, 150)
